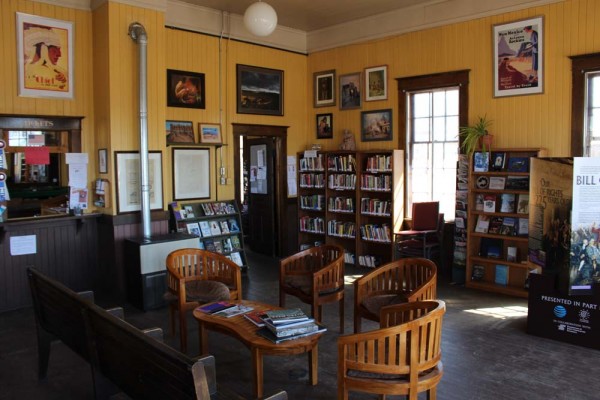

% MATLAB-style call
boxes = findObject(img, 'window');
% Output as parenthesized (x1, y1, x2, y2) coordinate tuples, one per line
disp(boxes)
(397, 70, 469, 221)
(570, 53, 600, 156)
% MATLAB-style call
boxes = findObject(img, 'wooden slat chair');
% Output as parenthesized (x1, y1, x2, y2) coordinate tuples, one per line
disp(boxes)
(166, 248, 242, 352)
(338, 300, 446, 400)
(279, 244, 346, 333)
(353, 257, 437, 332)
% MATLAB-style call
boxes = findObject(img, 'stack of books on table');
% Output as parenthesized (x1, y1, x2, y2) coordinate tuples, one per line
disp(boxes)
(256, 308, 326, 343)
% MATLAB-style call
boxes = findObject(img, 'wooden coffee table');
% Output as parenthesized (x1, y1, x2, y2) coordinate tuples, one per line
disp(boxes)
(193, 299, 324, 398)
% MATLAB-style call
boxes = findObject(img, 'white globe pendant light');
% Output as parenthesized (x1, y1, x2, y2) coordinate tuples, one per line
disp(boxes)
(243, 1, 278, 37)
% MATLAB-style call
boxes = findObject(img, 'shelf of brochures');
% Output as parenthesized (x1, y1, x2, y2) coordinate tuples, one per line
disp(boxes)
(466, 148, 545, 297)
(297, 150, 403, 268)
(168, 200, 248, 270)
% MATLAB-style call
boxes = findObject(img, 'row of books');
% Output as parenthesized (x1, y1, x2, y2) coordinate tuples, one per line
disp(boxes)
(299, 173, 325, 188)
(475, 215, 528, 236)
(364, 155, 392, 172)
(327, 155, 356, 172)
(360, 224, 391, 242)
(299, 240, 324, 251)
(360, 198, 391, 216)
(360, 174, 392, 191)
(358, 254, 381, 268)
(473, 151, 530, 173)
(478, 237, 519, 262)
(300, 195, 325, 211)
(476, 193, 529, 214)
(299, 216, 325, 234)
(299, 156, 325, 172)
(328, 197, 354, 213)
(327, 220, 356, 238)
(245, 308, 326, 344)
(172, 202, 237, 221)
(199, 236, 242, 254)
(471, 264, 509, 286)
(328, 174, 357, 190)
(186, 219, 240, 237)
(475, 175, 530, 191)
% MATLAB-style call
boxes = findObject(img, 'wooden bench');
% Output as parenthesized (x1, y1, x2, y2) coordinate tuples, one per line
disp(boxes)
(27, 267, 287, 400)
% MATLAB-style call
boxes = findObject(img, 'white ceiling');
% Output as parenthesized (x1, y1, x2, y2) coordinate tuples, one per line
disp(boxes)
(176, 0, 433, 32)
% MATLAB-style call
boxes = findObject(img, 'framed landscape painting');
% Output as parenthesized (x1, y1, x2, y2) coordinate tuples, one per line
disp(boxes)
(236, 64, 283, 116)
(166, 120, 195, 144)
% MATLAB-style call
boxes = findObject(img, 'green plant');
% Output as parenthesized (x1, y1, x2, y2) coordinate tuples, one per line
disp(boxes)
(459, 115, 493, 155)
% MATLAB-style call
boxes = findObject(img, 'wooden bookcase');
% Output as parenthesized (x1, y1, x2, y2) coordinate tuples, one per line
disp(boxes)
(168, 200, 248, 270)
(297, 149, 403, 268)
(466, 148, 545, 297)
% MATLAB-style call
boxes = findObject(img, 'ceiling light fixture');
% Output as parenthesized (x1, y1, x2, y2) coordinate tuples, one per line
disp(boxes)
(243, 1, 278, 37)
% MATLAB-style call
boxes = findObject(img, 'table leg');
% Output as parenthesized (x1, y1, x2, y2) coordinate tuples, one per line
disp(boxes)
(309, 344, 318, 385)
(251, 347, 263, 399)
(198, 321, 208, 355)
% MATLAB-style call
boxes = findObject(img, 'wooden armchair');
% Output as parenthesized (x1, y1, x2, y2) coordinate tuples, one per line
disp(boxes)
(166, 248, 242, 352)
(338, 300, 446, 400)
(279, 244, 345, 333)
(353, 257, 436, 332)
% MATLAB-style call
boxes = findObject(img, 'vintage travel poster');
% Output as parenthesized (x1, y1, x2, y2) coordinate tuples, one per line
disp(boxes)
(17, 13, 73, 98)
(493, 17, 543, 97)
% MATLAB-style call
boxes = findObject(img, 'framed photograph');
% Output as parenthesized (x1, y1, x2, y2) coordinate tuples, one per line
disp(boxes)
(314, 69, 336, 107)
(236, 64, 283, 116)
(361, 109, 392, 142)
(365, 65, 387, 101)
(339, 72, 361, 110)
(98, 148, 107, 174)
(198, 123, 222, 144)
(173, 148, 210, 200)
(316, 113, 333, 139)
(16, 12, 74, 99)
(166, 120, 194, 144)
(166, 69, 205, 109)
(493, 16, 543, 97)
(115, 151, 163, 214)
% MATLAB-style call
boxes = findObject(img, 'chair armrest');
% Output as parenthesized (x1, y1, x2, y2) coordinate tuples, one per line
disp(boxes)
(142, 327, 164, 342)
(105, 307, 125, 320)
(262, 391, 288, 400)
(195, 355, 217, 395)
(77, 290, 95, 303)
(404, 276, 437, 302)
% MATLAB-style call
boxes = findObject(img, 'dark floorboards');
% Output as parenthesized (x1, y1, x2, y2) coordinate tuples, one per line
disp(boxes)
(1, 250, 600, 399)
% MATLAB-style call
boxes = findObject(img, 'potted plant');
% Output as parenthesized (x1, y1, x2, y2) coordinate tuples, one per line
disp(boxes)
(459, 115, 493, 155)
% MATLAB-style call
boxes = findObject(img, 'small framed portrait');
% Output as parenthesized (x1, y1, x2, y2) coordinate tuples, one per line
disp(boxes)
(361, 109, 393, 142)
(339, 72, 361, 110)
(236, 64, 283, 116)
(493, 16, 543, 97)
(365, 65, 388, 101)
(166, 120, 195, 144)
(316, 113, 333, 139)
(314, 70, 336, 107)
(166, 69, 205, 109)
(199, 123, 222, 144)
(98, 148, 108, 174)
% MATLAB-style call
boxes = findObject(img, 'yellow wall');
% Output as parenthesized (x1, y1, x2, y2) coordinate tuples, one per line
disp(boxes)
(307, 0, 600, 156)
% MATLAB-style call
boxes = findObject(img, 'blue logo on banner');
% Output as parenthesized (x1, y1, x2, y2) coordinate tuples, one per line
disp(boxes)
(554, 305, 567, 318)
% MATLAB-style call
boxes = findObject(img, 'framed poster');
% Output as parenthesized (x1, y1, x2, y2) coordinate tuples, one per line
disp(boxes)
(316, 113, 333, 139)
(98, 148, 107, 174)
(365, 65, 387, 101)
(236, 64, 283, 116)
(361, 109, 393, 142)
(115, 151, 163, 214)
(16, 12, 74, 99)
(199, 123, 222, 144)
(173, 148, 210, 200)
(166, 120, 195, 144)
(314, 69, 336, 107)
(493, 16, 543, 97)
(166, 69, 205, 108)
(339, 72, 361, 110)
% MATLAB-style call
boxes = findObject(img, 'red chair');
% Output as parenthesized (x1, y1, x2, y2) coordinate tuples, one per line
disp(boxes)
(395, 201, 443, 262)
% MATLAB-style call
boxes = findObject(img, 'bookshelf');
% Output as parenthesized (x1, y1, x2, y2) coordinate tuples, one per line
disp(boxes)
(168, 200, 247, 270)
(466, 148, 545, 297)
(297, 149, 403, 267)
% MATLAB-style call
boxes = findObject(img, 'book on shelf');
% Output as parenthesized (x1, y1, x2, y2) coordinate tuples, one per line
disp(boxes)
(491, 152, 506, 171)
(506, 246, 518, 262)
(204, 239, 216, 252)
(488, 217, 504, 234)
(213, 304, 253, 318)
(471, 264, 485, 281)
(483, 195, 496, 213)
(230, 235, 242, 250)
(506, 176, 529, 190)
(220, 220, 230, 234)
(517, 218, 529, 236)
(198, 240, 205, 250)
(475, 194, 484, 211)
(184, 205, 195, 218)
(186, 222, 201, 237)
(170, 202, 184, 220)
(199, 221, 212, 237)
(213, 240, 223, 253)
(475, 215, 490, 233)
(500, 217, 517, 236)
(196, 301, 235, 314)
(264, 308, 309, 325)
(201, 203, 214, 216)
(223, 237, 233, 253)
(243, 310, 271, 327)
(480, 237, 502, 258)
(230, 252, 244, 266)
(517, 194, 529, 214)
(499, 193, 515, 213)
(476, 176, 489, 189)
(256, 324, 327, 344)
(507, 157, 530, 172)
(473, 151, 489, 172)
(228, 218, 240, 233)
(495, 264, 509, 285)
(225, 203, 237, 214)
(209, 221, 222, 236)
(489, 176, 506, 190)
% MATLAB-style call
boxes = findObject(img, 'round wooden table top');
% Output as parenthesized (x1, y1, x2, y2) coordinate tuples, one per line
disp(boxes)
(193, 299, 324, 353)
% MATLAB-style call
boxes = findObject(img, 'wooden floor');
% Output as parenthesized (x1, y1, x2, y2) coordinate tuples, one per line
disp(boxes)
(1, 249, 599, 399)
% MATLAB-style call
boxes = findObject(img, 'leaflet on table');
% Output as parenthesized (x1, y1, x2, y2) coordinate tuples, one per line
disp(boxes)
(196, 301, 235, 314)
(213, 304, 254, 318)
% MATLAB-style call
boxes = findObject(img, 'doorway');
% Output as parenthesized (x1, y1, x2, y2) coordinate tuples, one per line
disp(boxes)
(233, 123, 289, 257)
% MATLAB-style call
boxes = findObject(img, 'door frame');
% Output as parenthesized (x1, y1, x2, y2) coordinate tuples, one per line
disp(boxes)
(232, 123, 288, 257)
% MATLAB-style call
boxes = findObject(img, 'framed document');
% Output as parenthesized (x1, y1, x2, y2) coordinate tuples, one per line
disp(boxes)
(115, 151, 163, 214)
(172, 148, 210, 200)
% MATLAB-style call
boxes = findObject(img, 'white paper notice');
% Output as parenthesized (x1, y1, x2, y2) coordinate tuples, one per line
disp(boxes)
(10, 235, 37, 256)
(257, 149, 265, 167)
(287, 155, 297, 197)
(69, 163, 88, 188)
(70, 187, 89, 209)
(66, 153, 89, 165)
(257, 166, 267, 180)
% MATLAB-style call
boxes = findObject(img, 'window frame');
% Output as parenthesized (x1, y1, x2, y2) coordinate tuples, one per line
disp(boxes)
(570, 53, 600, 156)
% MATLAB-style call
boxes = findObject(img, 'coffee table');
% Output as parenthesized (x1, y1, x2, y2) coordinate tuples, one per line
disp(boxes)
(193, 300, 324, 398)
